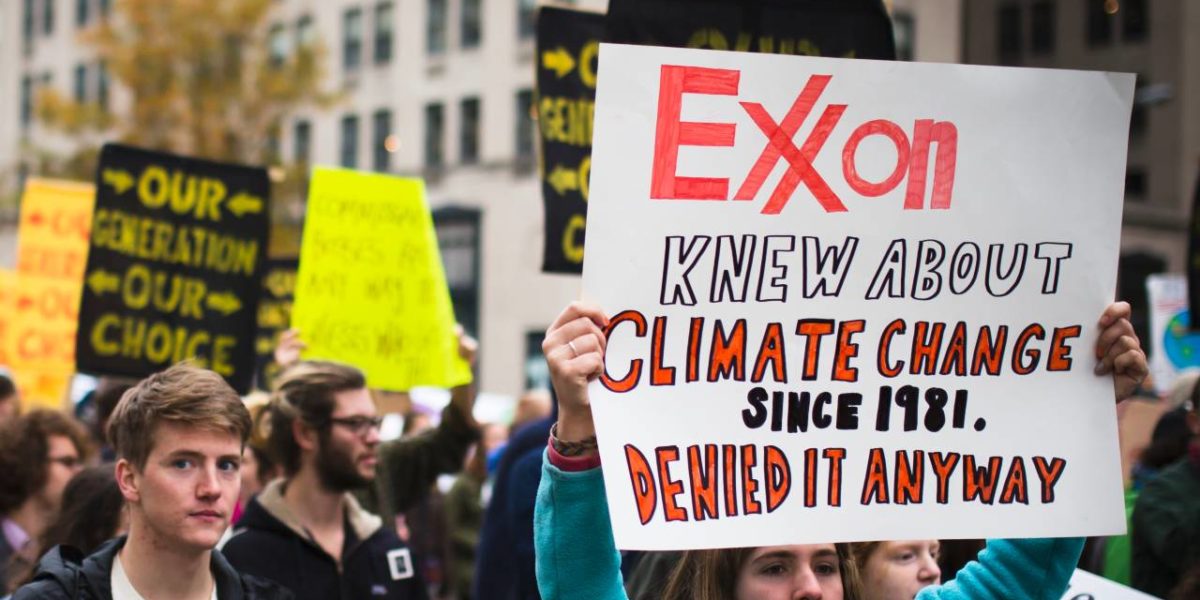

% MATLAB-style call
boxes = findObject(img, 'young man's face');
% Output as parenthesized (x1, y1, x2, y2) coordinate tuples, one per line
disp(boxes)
(314, 387, 380, 492)
(120, 422, 242, 552)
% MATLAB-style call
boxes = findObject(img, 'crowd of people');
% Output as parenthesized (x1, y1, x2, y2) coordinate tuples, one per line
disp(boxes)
(0, 298, 1197, 600)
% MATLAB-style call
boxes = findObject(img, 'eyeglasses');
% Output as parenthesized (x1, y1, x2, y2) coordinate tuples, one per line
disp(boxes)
(327, 416, 384, 437)
(48, 456, 81, 470)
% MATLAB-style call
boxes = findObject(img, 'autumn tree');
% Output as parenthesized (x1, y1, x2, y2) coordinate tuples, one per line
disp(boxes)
(35, 0, 330, 250)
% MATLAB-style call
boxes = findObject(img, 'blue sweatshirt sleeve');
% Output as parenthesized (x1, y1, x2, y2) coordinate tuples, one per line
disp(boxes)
(534, 452, 628, 600)
(916, 537, 1084, 600)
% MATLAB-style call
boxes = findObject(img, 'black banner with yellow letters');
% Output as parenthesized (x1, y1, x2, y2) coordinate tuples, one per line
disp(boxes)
(76, 144, 269, 393)
(255, 258, 297, 390)
(538, 6, 604, 274)
(604, 0, 896, 61)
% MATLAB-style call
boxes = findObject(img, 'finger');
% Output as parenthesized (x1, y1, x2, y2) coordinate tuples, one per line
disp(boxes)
(1096, 334, 1139, 374)
(1098, 301, 1132, 328)
(565, 353, 606, 381)
(548, 301, 609, 332)
(566, 332, 606, 358)
(1112, 347, 1148, 381)
(1095, 318, 1136, 359)
(544, 317, 606, 354)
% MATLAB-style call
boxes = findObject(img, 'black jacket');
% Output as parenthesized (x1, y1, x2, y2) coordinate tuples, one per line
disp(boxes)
(223, 481, 428, 600)
(11, 536, 291, 600)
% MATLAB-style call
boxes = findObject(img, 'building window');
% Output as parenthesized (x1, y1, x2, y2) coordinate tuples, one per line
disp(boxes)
(340, 115, 359, 168)
(997, 4, 1021, 63)
(525, 330, 550, 390)
(73, 63, 87, 103)
(1125, 168, 1146, 200)
(461, 0, 481, 49)
(43, 0, 54, 35)
(1031, 1, 1055, 55)
(892, 11, 914, 61)
(23, 0, 35, 54)
(515, 89, 534, 162)
(269, 23, 288, 67)
(266, 122, 282, 163)
(296, 15, 315, 48)
(343, 8, 363, 72)
(374, 2, 394, 64)
(427, 0, 447, 55)
(96, 61, 109, 110)
(459, 97, 480, 164)
(294, 120, 312, 164)
(75, 0, 89, 27)
(1086, 0, 1113, 46)
(518, 0, 536, 39)
(433, 207, 481, 338)
(1123, 0, 1147, 41)
(372, 110, 392, 172)
(20, 75, 33, 130)
(424, 102, 444, 168)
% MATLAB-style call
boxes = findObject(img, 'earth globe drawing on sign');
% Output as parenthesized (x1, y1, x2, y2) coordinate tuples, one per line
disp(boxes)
(1164, 310, 1200, 368)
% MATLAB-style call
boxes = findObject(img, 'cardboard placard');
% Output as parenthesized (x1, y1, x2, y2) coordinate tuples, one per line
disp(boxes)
(538, 6, 605, 274)
(255, 258, 298, 390)
(583, 44, 1132, 549)
(1062, 569, 1160, 600)
(605, 0, 896, 60)
(76, 144, 269, 393)
(9, 179, 95, 408)
(1146, 274, 1200, 395)
(290, 168, 471, 391)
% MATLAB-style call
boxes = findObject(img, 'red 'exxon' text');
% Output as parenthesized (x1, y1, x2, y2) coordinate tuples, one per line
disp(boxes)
(650, 65, 958, 214)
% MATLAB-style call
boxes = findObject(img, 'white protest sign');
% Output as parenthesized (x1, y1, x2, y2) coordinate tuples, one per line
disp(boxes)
(583, 43, 1133, 550)
(1145, 274, 1200, 395)
(1062, 569, 1161, 600)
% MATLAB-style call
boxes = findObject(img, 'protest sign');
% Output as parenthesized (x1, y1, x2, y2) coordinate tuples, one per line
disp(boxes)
(255, 258, 298, 390)
(583, 44, 1133, 549)
(1146, 274, 1199, 395)
(75, 144, 269, 393)
(538, 6, 604, 274)
(1062, 569, 1160, 600)
(290, 168, 471, 391)
(8, 179, 94, 407)
(605, 0, 895, 60)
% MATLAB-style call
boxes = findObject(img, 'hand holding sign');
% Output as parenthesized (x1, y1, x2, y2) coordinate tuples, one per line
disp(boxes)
(1093, 301, 1149, 400)
(543, 301, 609, 443)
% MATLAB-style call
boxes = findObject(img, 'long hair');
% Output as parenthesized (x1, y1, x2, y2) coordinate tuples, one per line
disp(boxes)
(39, 465, 125, 555)
(661, 544, 863, 600)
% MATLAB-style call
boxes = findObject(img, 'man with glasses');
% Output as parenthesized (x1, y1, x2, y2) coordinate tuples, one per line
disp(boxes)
(0, 410, 88, 594)
(223, 332, 479, 600)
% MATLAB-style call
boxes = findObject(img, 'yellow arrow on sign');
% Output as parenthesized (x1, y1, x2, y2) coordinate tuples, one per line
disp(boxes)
(206, 291, 243, 315)
(547, 164, 580, 196)
(542, 47, 575, 78)
(102, 169, 134, 194)
(87, 269, 121, 296)
(228, 192, 263, 217)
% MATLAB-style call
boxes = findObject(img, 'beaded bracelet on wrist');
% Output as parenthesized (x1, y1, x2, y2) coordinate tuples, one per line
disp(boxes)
(549, 422, 598, 457)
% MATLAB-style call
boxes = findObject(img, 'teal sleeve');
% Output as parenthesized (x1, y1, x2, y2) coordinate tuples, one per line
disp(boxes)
(916, 538, 1084, 600)
(534, 451, 629, 600)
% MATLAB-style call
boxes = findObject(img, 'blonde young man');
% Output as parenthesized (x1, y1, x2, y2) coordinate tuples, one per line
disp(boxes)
(15, 364, 291, 600)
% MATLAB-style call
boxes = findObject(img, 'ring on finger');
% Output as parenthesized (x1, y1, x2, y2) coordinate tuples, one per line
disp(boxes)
(568, 340, 579, 357)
